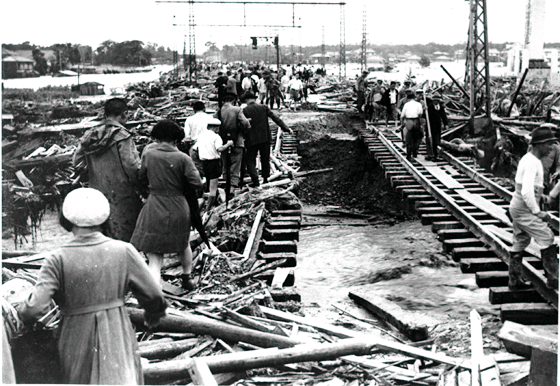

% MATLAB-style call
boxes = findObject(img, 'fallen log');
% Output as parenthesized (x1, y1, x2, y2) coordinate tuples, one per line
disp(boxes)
(127, 307, 305, 349)
(143, 337, 378, 382)
(348, 291, 439, 342)
(138, 338, 200, 360)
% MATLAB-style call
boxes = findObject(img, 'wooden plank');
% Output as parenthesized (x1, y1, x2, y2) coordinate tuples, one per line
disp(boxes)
(271, 267, 291, 289)
(186, 358, 218, 386)
(471, 310, 483, 386)
(528, 348, 557, 386)
(480, 357, 502, 386)
(343, 355, 435, 382)
(348, 290, 438, 342)
(486, 224, 560, 257)
(457, 190, 511, 226)
(500, 303, 558, 325)
(242, 207, 264, 259)
(444, 165, 461, 176)
(424, 165, 465, 189)
(497, 321, 558, 358)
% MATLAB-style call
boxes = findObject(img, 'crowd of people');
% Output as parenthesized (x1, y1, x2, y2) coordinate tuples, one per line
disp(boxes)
(355, 70, 449, 161)
(214, 66, 316, 111)
(3, 86, 296, 383)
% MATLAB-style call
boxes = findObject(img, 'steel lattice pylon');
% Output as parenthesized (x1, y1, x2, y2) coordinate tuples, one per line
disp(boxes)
(339, 3, 346, 81)
(361, 8, 367, 73)
(464, 0, 491, 119)
(188, 0, 197, 82)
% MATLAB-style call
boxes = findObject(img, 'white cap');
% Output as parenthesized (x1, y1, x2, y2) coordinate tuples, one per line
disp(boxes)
(208, 118, 221, 126)
(62, 188, 110, 227)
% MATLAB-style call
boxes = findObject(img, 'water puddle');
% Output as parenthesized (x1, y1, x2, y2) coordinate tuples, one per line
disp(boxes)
(295, 221, 497, 322)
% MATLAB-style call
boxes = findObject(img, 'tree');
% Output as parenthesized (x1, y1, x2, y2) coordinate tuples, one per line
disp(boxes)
(32, 48, 48, 75)
(419, 55, 431, 68)
(68, 46, 81, 65)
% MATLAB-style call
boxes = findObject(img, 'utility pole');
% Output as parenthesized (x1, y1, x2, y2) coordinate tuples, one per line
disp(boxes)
(464, 0, 491, 120)
(188, 0, 196, 82)
(321, 26, 325, 71)
(339, 3, 346, 81)
(361, 7, 367, 73)
(275, 36, 280, 71)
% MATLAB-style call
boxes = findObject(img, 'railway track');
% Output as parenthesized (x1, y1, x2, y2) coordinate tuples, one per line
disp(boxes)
(356, 122, 559, 324)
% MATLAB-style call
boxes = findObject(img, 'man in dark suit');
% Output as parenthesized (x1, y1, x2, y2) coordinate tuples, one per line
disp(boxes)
(242, 92, 293, 187)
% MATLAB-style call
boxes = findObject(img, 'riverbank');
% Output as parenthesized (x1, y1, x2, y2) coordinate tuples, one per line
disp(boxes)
(1, 64, 174, 94)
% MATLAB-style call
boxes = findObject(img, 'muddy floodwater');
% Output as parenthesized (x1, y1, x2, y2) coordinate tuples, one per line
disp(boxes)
(295, 220, 497, 324)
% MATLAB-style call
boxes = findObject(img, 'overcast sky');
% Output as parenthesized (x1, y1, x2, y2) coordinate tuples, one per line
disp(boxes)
(2, 0, 559, 54)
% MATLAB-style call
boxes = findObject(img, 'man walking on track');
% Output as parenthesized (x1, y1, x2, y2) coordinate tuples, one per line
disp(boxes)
(400, 90, 424, 161)
(215, 93, 251, 195)
(508, 124, 558, 290)
(242, 92, 293, 187)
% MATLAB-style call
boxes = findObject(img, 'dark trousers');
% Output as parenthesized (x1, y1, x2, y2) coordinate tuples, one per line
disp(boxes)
(246, 142, 271, 185)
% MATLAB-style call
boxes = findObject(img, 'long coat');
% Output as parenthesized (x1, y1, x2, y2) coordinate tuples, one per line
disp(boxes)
(130, 142, 203, 254)
(18, 232, 167, 384)
(73, 119, 142, 242)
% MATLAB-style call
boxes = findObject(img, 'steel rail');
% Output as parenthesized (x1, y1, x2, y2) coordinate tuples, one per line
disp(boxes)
(370, 127, 558, 308)
(441, 150, 559, 231)
(382, 129, 559, 231)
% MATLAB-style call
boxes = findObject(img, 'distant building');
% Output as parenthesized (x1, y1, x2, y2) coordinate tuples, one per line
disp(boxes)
(71, 82, 105, 96)
(2, 48, 36, 79)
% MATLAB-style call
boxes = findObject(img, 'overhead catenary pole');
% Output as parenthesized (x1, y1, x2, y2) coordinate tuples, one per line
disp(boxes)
(361, 6, 367, 73)
(161, 0, 345, 76)
(464, 0, 491, 119)
(339, 2, 346, 81)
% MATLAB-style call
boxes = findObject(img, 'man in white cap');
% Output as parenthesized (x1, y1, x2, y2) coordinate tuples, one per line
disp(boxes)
(73, 98, 142, 242)
(18, 188, 167, 384)
(509, 125, 558, 290)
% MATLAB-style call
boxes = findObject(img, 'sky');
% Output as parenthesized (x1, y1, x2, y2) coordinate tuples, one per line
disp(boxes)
(2, 0, 560, 55)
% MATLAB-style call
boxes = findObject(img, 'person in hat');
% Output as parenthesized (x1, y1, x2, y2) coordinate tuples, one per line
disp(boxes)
(18, 188, 167, 384)
(215, 92, 251, 194)
(381, 81, 399, 126)
(400, 89, 424, 161)
(537, 123, 560, 193)
(181, 101, 218, 176)
(191, 117, 234, 212)
(508, 125, 558, 290)
(425, 94, 449, 161)
(242, 91, 293, 187)
(73, 97, 143, 242)
(130, 120, 204, 290)
(355, 70, 369, 114)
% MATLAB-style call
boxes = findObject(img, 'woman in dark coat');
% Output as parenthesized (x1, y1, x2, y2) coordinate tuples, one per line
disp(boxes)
(130, 120, 204, 290)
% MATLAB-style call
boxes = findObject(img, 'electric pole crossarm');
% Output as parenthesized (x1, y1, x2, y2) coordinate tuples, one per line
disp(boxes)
(158, 1, 344, 4)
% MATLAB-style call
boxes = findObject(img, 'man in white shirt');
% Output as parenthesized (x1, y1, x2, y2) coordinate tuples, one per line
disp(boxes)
(288, 75, 303, 111)
(400, 90, 424, 161)
(280, 71, 290, 98)
(184, 101, 216, 145)
(509, 124, 558, 289)
(183, 101, 218, 172)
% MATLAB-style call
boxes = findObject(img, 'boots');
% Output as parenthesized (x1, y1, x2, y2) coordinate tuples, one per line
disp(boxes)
(541, 244, 559, 290)
(508, 251, 531, 290)
(180, 273, 196, 291)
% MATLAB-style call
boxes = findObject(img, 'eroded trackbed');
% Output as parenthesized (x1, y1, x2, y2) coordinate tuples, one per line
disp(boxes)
(356, 123, 559, 324)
